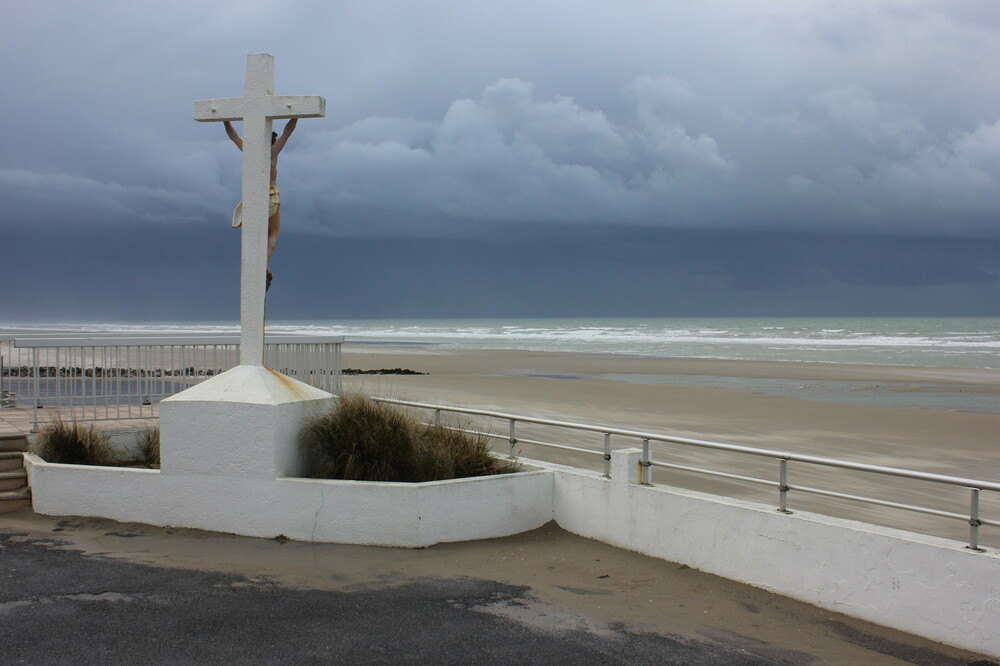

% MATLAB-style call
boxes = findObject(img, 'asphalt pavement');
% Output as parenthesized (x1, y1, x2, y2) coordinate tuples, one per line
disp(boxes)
(1, 511, 995, 665)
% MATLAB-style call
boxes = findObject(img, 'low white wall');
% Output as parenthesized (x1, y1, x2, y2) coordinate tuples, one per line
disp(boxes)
(546, 449, 1000, 659)
(24, 455, 553, 548)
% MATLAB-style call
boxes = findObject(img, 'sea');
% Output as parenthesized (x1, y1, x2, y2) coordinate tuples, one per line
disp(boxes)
(7, 317, 1000, 370)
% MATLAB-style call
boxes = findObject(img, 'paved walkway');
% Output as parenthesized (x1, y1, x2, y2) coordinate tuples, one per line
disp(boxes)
(2, 510, 993, 665)
(0, 402, 156, 437)
(0, 402, 33, 436)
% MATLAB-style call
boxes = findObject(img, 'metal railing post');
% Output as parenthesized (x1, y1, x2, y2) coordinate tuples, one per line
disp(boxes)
(508, 419, 517, 458)
(603, 433, 611, 478)
(640, 438, 651, 485)
(778, 458, 792, 514)
(31, 347, 40, 432)
(434, 409, 441, 426)
(335, 342, 342, 394)
(968, 488, 984, 551)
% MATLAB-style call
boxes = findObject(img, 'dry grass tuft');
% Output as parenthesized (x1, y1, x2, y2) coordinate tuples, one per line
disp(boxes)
(32, 418, 116, 466)
(135, 426, 160, 467)
(300, 395, 521, 482)
(301, 395, 416, 482)
(412, 424, 522, 481)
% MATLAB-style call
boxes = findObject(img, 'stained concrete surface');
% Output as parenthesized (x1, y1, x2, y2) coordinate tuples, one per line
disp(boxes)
(1, 510, 995, 665)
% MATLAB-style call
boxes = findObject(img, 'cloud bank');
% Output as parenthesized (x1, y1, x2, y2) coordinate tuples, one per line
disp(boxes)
(5, 71, 998, 238)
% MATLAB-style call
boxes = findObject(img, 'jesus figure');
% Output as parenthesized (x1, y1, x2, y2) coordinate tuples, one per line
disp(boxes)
(224, 118, 297, 291)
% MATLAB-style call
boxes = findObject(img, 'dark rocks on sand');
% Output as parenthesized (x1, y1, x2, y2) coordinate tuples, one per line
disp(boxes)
(341, 368, 425, 376)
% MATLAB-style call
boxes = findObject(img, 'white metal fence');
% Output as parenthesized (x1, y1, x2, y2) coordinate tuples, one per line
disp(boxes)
(1, 335, 342, 430)
(375, 396, 1000, 552)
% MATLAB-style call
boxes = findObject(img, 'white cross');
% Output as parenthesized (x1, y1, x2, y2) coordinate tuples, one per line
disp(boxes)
(193, 54, 325, 366)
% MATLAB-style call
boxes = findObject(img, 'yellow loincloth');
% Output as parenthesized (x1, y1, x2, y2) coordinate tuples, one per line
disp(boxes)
(231, 186, 281, 228)
(269, 185, 280, 217)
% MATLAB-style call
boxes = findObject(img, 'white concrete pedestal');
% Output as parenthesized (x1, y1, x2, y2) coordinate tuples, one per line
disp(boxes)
(160, 365, 334, 479)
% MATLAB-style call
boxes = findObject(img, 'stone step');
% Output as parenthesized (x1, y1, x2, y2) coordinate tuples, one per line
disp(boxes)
(0, 487, 31, 514)
(0, 469, 27, 492)
(0, 434, 29, 452)
(0, 451, 24, 472)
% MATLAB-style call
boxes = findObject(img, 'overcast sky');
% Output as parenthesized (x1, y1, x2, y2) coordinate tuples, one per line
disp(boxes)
(3, 1, 999, 322)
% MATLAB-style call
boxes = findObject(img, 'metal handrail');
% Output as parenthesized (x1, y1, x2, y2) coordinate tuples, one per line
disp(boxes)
(376, 396, 1000, 492)
(649, 459, 1000, 528)
(372, 396, 998, 550)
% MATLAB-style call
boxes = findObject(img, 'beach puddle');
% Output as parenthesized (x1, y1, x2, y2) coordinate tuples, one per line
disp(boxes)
(598, 374, 1000, 414)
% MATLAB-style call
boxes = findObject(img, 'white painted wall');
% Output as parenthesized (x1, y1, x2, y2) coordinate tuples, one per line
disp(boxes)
(24, 456, 553, 547)
(550, 449, 1000, 659)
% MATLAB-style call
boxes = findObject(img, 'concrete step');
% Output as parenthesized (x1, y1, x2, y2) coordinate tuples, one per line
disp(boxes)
(0, 451, 24, 472)
(0, 434, 29, 452)
(0, 487, 31, 514)
(0, 469, 27, 492)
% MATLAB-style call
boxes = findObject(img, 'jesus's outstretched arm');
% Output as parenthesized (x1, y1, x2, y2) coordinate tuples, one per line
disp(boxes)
(224, 120, 243, 151)
(272, 118, 297, 155)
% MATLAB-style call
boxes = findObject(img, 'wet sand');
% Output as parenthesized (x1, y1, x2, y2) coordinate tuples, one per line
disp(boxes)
(341, 346, 1000, 547)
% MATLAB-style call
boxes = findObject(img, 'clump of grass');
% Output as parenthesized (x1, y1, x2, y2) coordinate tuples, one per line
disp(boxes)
(135, 426, 160, 468)
(32, 418, 116, 466)
(300, 395, 521, 482)
(412, 424, 522, 482)
(301, 395, 417, 482)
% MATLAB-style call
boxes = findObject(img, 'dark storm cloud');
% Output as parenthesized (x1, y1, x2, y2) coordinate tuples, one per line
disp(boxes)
(2, 1, 998, 319)
(4, 224, 997, 322)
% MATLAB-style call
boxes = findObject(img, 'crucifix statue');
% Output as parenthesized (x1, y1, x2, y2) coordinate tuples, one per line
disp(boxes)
(194, 54, 325, 366)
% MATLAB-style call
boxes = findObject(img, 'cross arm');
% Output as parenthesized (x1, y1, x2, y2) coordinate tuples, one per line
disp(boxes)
(193, 97, 246, 122)
(263, 95, 326, 119)
(194, 95, 325, 122)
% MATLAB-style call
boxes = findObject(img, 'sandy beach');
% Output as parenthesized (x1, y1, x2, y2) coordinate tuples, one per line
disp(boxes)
(341, 345, 1000, 548)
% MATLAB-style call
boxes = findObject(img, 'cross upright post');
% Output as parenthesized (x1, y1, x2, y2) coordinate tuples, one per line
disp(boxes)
(194, 54, 325, 366)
